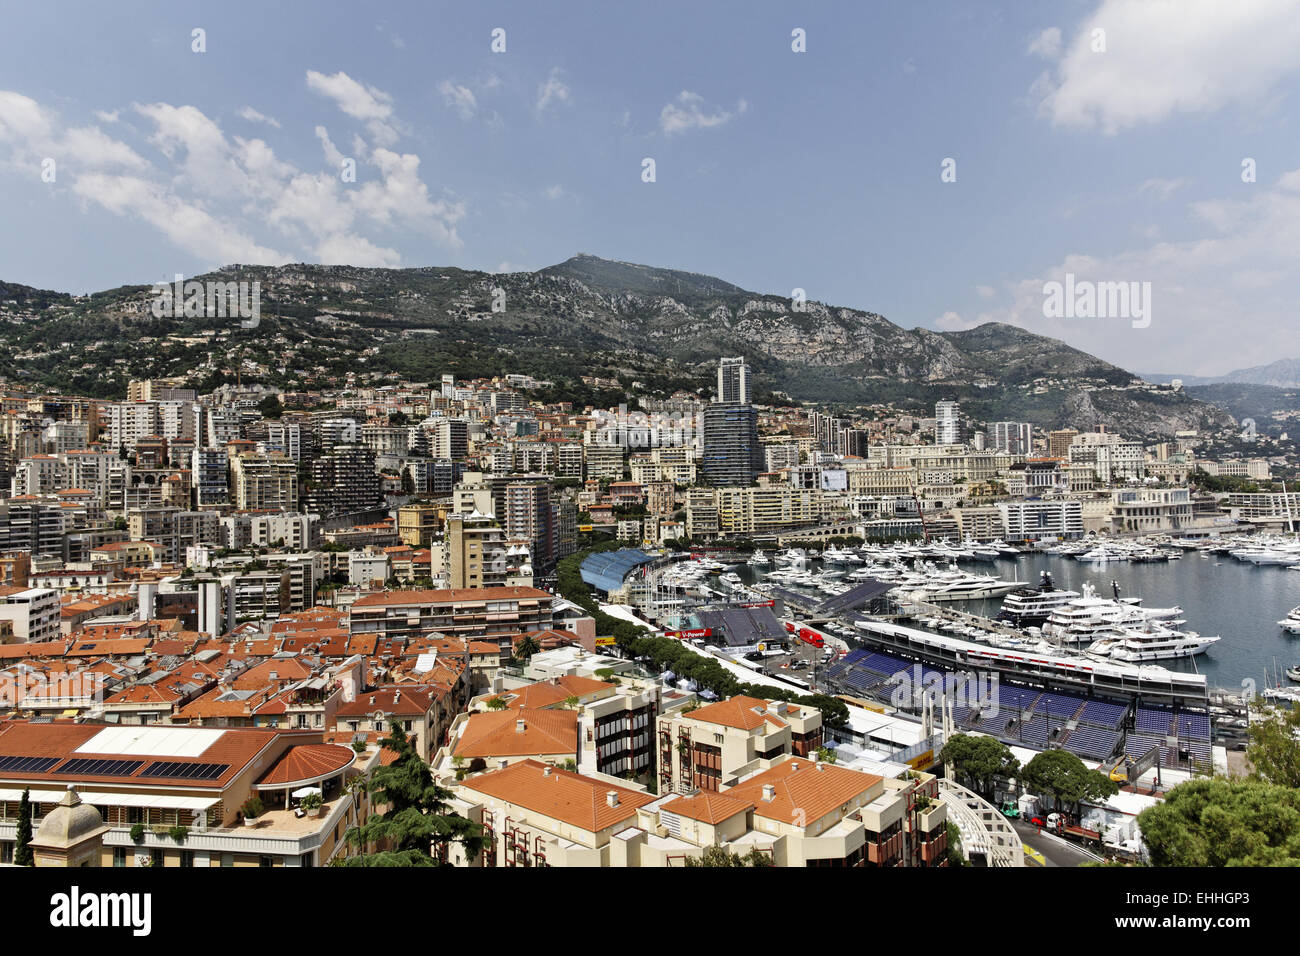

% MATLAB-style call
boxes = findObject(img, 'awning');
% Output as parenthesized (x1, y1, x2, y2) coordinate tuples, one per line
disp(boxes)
(0, 788, 219, 811)
(291, 786, 322, 799)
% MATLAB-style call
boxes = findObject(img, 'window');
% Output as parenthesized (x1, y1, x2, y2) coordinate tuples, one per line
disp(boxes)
(259, 855, 275, 868)
(113, 848, 126, 868)
(0, 842, 13, 865)
(179, 850, 195, 868)
(220, 853, 233, 867)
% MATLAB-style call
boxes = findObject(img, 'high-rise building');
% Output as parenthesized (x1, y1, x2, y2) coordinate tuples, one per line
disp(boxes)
(306, 445, 381, 516)
(935, 401, 961, 445)
(192, 448, 230, 507)
(431, 419, 469, 461)
(231, 455, 299, 511)
(717, 357, 750, 404)
(991, 421, 1032, 456)
(701, 404, 763, 488)
(1048, 428, 1079, 460)
(505, 481, 557, 572)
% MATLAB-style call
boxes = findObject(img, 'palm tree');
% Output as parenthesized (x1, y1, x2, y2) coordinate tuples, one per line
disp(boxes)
(515, 634, 541, 661)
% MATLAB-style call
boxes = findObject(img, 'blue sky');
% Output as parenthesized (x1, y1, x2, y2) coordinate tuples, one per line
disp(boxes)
(2, 0, 1299, 375)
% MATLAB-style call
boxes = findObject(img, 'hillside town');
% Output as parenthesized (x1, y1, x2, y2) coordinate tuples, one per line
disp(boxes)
(0, 355, 1295, 869)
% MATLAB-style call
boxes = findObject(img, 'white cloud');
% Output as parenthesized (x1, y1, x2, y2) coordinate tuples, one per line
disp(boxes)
(1138, 177, 1190, 199)
(1032, 0, 1300, 134)
(659, 91, 747, 136)
(0, 91, 147, 174)
(72, 172, 288, 265)
(535, 68, 571, 113)
(237, 106, 281, 129)
(438, 80, 478, 121)
(952, 166, 1300, 374)
(1, 87, 465, 271)
(94, 109, 119, 124)
(544, 184, 565, 200)
(1027, 27, 1061, 59)
(306, 69, 398, 145)
(935, 310, 979, 331)
(975, 285, 996, 299)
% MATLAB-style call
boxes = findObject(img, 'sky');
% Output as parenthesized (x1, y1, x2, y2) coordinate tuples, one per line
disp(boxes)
(2, 0, 1299, 377)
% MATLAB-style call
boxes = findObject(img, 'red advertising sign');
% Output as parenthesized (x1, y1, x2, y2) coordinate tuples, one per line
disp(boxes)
(666, 628, 712, 640)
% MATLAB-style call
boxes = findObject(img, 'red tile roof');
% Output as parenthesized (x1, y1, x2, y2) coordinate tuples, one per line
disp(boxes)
(461, 759, 652, 832)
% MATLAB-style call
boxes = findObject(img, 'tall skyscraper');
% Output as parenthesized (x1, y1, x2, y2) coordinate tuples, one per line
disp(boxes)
(935, 401, 962, 445)
(701, 404, 764, 487)
(991, 421, 1032, 456)
(717, 357, 750, 405)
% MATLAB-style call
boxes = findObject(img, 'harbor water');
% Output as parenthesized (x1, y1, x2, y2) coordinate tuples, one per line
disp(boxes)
(737, 551, 1300, 693)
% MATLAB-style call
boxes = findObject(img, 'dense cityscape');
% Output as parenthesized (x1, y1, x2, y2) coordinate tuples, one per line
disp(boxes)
(0, 347, 1296, 872)
(2, 4, 1298, 936)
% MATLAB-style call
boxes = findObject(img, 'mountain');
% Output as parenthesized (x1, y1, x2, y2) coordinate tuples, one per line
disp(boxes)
(1144, 358, 1300, 389)
(0, 254, 1233, 437)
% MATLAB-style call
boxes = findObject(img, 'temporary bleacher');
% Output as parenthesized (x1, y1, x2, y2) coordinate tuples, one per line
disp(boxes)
(1078, 699, 1128, 730)
(1134, 707, 1175, 735)
(1175, 711, 1211, 741)
(1064, 725, 1120, 760)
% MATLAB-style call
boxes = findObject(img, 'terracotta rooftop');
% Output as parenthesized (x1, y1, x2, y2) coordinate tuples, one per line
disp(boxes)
(725, 758, 882, 826)
(256, 743, 355, 788)
(453, 709, 578, 759)
(461, 759, 653, 832)
(661, 790, 755, 825)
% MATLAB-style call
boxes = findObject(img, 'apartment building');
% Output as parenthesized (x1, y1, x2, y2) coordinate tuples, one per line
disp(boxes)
(232, 454, 299, 511)
(656, 695, 823, 795)
(0, 721, 368, 867)
(349, 587, 555, 651)
(449, 753, 945, 868)
(0, 585, 61, 643)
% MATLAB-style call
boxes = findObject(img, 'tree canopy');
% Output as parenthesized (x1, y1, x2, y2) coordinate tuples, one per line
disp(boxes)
(940, 733, 1020, 798)
(685, 844, 774, 867)
(1138, 777, 1300, 866)
(336, 721, 484, 867)
(1246, 703, 1300, 789)
(1019, 748, 1118, 816)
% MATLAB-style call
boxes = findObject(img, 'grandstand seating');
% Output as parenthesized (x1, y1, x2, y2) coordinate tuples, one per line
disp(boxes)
(1079, 699, 1128, 730)
(1065, 725, 1120, 760)
(1175, 711, 1211, 741)
(1135, 707, 1174, 735)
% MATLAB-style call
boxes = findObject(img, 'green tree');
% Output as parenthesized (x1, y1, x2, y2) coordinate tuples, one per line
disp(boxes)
(815, 745, 837, 765)
(684, 844, 774, 867)
(945, 821, 968, 867)
(336, 721, 485, 867)
(1138, 777, 1300, 866)
(14, 789, 34, 866)
(940, 733, 1020, 798)
(515, 634, 541, 662)
(1246, 703, 1300, 789)
(258, 394, 283, 419)
(1020, 749, 1118, 819)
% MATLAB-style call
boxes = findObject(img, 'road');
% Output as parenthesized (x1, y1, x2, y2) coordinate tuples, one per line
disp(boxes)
(1011, 819, 1101, 868)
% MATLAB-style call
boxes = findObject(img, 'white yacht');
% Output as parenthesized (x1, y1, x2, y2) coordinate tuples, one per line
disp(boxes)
(1087, 623, 1220, 662)
(747, 549, 769, 566)
(1279, 606, 1300, 635)
(899, 564, 1025, 602)
(1041, 583, 1184, 646)
(995, 572, 1080, 628)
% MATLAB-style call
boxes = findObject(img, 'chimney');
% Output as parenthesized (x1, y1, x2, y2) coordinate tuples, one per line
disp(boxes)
(543, 766, 552, 776)
(606, 790, 619, 808)
(762, 784, 776, 802)
(516, 719, 526, 734)
(791, 761, 800, 772)
(811, 750, 820, 764)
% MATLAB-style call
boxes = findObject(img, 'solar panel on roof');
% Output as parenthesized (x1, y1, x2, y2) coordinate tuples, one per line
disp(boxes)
(0, 755, 61, 774)
(56, 757, 144, 777)
(141, 760, 228, 781)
